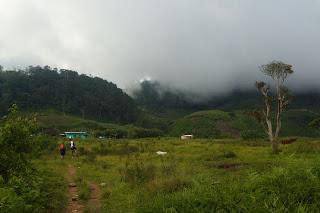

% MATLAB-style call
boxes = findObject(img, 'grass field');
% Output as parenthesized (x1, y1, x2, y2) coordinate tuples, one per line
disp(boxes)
(35, 137, 320, 212)
(33, 109, 320, 141)
(170, 109, 320, 138)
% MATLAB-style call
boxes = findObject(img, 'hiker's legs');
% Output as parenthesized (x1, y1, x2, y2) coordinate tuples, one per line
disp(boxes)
(60, 149, 66, 159)
(71, 147, 76, 157)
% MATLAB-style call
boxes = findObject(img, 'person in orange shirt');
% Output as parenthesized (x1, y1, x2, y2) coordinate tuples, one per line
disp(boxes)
(59, 142, 66, 159)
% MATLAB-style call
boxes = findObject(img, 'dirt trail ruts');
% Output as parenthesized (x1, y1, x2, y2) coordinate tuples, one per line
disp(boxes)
(65, 165, 84, 213)
(86, 182, 102, 212)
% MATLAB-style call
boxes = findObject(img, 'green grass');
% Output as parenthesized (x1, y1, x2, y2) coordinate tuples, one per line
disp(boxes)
(36, 111, 124, 130)
(35, 111, 163, 139)
(170, 109, 320, 138)
(31, 108, 320, 139)
(170, 110, 259, 138)
(33, 137, 320, 212)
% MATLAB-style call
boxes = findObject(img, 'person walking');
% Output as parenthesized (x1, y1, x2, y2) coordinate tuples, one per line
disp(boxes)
(70, 138, 77, 157)
(59, 142, 66, 159)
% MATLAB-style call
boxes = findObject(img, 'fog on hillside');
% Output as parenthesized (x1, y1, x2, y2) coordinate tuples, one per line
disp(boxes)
(0, 0, 320, 98)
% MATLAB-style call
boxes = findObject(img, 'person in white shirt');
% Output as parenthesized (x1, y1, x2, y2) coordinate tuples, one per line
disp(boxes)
(70, 138, 76, 156)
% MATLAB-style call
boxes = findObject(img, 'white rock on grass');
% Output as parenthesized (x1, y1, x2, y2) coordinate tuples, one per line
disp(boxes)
(156, 151, 167, 155)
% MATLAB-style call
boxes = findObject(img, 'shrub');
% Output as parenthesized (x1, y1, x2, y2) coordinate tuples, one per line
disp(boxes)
(0, 106, 37, 182)
(0, 187, 27, 212)
(33, 135, 58, 155)
(0, 106, 66, 213)
(0, 169, 66, 213)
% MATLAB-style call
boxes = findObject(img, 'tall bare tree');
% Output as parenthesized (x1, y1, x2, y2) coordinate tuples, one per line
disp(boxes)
(253, 61, 294, 154)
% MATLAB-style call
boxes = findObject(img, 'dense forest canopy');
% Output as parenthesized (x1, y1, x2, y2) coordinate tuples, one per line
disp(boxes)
(132, 81, 194, 111)
(0, 66, 138, 123)
(133, 80, 320, 112)
(1, 66, 320, 125)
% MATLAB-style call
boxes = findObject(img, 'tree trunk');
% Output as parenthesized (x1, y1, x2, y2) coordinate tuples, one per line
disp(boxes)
(271, 139, 279, 154)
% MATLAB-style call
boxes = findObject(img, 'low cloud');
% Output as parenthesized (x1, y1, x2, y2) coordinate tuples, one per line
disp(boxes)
(0, 0, 320, 97)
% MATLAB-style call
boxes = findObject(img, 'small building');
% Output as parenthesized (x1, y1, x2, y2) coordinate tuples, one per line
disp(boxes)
(61, 132, 89, 139)
(181, 134, 194, 140)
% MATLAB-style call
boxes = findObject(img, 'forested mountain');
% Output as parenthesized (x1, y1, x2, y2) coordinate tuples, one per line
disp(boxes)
(133, 80, 320, 112)
(0, 66, 138, 123)
(132, 81, 195, 111)
(1, 66, 320, 126)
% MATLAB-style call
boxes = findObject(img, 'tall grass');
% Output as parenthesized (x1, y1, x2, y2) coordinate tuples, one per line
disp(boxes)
(137, 165, 320, 212)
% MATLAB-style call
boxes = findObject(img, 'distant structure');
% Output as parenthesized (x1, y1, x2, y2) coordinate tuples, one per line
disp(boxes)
(181, 134, 194, 140)
(60, 132, 88, 139)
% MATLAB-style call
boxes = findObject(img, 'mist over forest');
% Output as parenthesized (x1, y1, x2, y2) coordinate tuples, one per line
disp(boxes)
(1, 0, 320, 97)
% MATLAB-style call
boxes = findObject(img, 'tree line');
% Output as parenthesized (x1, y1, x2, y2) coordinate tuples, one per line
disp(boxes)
(133, 80, 320, 112)
(0, 66, 138, 123)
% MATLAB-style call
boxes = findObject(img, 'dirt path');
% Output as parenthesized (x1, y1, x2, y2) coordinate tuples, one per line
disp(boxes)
(65, 165, 84, 213)
(86, 183, 102, 212)
(65, 164, 102, 213)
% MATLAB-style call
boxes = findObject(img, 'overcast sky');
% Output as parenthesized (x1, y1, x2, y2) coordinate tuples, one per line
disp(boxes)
(0, 0, 320, 96)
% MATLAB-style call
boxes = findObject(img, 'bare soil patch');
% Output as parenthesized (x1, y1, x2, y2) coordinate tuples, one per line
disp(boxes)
(86, 182, 102, 212)
(65, 165, 84, 213)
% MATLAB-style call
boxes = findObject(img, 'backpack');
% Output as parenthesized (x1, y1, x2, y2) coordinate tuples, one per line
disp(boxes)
(59, 143, 65, 150)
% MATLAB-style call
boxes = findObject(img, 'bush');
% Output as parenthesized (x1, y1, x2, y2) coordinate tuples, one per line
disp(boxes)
(33, 135, 58, 155)
(0, 169, 66, 213)
(0, 187, 26, 212)
(0, 106, 66, 213)
(0, 106, 37, 182)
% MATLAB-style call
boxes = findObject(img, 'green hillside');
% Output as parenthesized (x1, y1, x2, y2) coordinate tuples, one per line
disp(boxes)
(36, 111, 163, 138)
(133, 80, 320, 111)
(0, 66, 137, 123)
(170, 109, 320, 138)
(280, 110, 320, 137)
(37, 111, 121, 131)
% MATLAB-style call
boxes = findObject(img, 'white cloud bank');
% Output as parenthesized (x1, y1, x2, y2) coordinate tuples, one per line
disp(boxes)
(0, 0, 320, 96)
